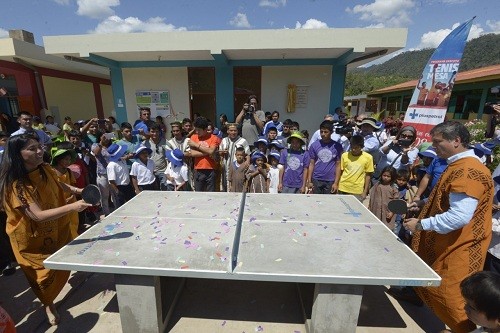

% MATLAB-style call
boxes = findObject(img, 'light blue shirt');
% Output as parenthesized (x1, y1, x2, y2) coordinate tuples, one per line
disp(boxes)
(308, 129, 340, 149)
(421, 149, 481, 234)
(10, 127, 52, 145)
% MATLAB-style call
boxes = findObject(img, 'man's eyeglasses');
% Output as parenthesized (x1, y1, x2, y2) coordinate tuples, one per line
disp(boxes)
(400, 134, 413, 139)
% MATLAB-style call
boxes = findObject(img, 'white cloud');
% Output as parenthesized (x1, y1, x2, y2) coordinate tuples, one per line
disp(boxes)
(0, 28, 8, 38)
(295, 19, 328, 29)
(345, 0, 415, 27)
(259, 0, 287, 8)
(486, 20, 500, 33)
(229, 13, 251, 28)
(90, 16, 187, 34)
(52, 0, 70, 5)
(77, 0, 119, 19)
(417, 23, 484, 49)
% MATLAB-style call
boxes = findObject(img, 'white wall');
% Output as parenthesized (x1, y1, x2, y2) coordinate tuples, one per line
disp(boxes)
(122, 67, 190, 123)
(43, 76, 97, 122)
(261, 66, 332, 134)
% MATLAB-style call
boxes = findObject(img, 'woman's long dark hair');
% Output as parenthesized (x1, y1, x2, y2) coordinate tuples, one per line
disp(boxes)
(0, 134, 46, 207)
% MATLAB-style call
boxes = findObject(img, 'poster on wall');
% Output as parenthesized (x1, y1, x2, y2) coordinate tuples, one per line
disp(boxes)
(136, 90, 171, 118)
(295, 86, 309, 108)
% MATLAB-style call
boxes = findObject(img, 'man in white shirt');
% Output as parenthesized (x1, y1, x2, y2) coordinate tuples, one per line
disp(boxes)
(11, 111, 52, 146)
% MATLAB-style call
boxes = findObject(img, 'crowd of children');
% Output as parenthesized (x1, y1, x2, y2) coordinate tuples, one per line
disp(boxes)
(1, 105, 500, 333)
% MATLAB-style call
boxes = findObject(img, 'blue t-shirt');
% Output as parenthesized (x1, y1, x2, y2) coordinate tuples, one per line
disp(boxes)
(279, 149, 310, 188)
(426, 158, 448, 189)
(308, 139, 343, 182)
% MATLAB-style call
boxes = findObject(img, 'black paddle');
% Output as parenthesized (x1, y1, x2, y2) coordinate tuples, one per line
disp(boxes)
(81, 184, 101, 206)
(387, 199, 408, 215)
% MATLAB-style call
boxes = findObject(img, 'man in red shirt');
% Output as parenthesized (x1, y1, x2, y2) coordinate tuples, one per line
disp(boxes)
(186, 117, 220, 192)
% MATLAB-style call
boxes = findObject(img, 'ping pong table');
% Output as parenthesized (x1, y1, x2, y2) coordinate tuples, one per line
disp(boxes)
(44, 191, 440, 333)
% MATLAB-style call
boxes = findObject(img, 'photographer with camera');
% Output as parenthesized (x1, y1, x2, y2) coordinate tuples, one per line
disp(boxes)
(374, 125, 419, 181)
(235, 95, 265, 149)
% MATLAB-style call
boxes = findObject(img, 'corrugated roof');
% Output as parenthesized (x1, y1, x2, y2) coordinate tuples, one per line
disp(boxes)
(369, 64, 500, 95)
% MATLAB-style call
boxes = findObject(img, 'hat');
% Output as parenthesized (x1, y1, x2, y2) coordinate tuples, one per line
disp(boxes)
(165, 149, 184, 167)
(268, 139, 284, 150)
(33, 116, 41, 122)
(268, 151, 281, 161)
(107, 143, 128, 162)
(50, 147, 77, 166)
(356, 117, 381, 130)
(134, 146, 152, 159)
(253, 136, 268, 147)
(472, 143, 492, 158)
(251, 151, 267, 163)
(399, 126, 417, 137)
(418, 146, 437, 159)
(265, 124, 278, 135)
(287, 131, 306, 144)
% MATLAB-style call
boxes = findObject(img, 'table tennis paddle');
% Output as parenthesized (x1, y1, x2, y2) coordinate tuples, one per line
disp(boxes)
(81, 184, 101, 206)
(387, 199, 408, 215)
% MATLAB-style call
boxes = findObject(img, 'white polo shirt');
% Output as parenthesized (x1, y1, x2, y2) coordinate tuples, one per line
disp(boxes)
(107, 160, 130, 186)
(130, 159, 156, 185)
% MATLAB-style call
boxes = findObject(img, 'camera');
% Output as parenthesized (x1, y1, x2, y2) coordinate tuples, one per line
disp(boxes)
(247, 105, 255, 114)
(97, 119, 107, 125)
(333, 121, 354, 136)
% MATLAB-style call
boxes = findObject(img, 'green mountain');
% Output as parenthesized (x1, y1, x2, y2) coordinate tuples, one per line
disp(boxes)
(345, 33, 500, 96)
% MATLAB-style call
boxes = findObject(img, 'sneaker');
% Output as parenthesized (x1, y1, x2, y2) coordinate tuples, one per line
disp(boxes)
(386, 286, 424, 306)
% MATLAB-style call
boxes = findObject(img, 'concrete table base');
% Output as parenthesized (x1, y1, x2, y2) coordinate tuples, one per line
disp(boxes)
(115, 275, 185, 333)
(308, 284, 364, 333)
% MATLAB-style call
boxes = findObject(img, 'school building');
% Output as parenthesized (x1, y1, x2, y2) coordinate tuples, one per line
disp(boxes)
(0, 30, 113, 124)
(363, 64, 500, 121)
(42, 28, 407, 132)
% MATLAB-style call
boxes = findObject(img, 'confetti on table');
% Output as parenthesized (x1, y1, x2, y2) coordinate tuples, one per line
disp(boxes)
(365, 225, 372, 229)
(353, 228, 360, 232)
(335, 238, 342, 241)
(344, 229, 349, 232)
(221, 320, 226, 326)
(121, 261, 127, 266)
(115, 252, 120, 256)
(292, 238, 298, 242)
(260, 244, 264, 249)
(275, 258, 282, 262)
(255, 325, 264, 331)
(180, 265, 189, 269)
(384, 247, 390, 252)
(238, 261, 243, 268)
(249, 217, 257, 222)
(251, 235, 257, 239)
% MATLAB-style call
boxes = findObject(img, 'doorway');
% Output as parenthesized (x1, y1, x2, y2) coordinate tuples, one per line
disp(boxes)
(188, 67, 216, 123)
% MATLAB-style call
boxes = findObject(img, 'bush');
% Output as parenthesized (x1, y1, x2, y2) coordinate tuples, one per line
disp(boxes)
(464, 119, 500, 172)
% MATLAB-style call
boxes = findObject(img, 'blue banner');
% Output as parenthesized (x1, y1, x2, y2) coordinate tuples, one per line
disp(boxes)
(404, 17, 475, 145)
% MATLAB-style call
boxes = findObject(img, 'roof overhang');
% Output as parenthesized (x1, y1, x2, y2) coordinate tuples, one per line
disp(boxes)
(0, 38, 110, 79)
(43, 28, 407, 69)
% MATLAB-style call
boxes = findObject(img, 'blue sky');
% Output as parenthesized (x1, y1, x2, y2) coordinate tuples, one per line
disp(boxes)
(1, 0, 499, 66)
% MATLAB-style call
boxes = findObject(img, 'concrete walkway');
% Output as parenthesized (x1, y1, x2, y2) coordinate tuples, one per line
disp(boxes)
(1, 266, 448, 333)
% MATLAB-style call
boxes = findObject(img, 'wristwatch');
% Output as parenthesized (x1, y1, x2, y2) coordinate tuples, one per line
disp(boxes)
(415, 220, 424, 231)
